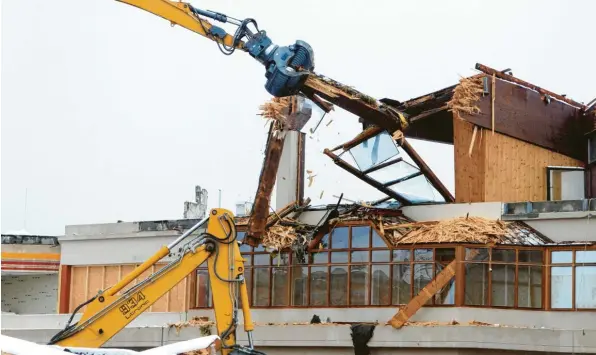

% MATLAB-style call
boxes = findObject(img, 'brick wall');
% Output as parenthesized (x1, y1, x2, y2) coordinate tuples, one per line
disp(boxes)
(1, 274, 58, 314)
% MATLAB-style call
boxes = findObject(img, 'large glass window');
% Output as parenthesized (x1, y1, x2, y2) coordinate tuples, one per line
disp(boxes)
(465, 248, 543, 308)
(550, 250, 596, 309)
(192, 226, 574, 311)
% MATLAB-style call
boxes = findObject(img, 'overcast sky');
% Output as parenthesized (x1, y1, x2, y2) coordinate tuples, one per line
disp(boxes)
(2, 0, 595, 235)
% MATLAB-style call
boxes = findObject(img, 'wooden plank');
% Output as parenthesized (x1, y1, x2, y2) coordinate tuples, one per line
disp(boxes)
(453, 117, 583, 203)
(461, 78, 591, 161)
(482, 128, 583, 202)
(389, 259, 457, 329)
(58, 265, 71, 313)
(246, 124, 287, 246)
(87, 266, 103, 300)
(70, 267, 87, 313)
(454, 118, 486, 202)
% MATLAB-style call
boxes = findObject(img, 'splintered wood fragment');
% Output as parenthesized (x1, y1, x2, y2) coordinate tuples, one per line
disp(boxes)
(389, 260, 457, 329)
(468, 125, 478, 157)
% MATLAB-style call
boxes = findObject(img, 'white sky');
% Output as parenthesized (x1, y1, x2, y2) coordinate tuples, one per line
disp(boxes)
(1, 0, 595, 235)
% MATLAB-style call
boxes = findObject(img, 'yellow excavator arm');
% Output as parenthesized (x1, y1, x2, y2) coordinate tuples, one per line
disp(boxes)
(115, 0, 315, 98)
(49, 208, 260, 355)
(116, 0, 244, 50)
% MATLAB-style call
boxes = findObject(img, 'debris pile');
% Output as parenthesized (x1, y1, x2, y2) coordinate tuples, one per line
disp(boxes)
(386, 216, 510, 245)
(447, 76, 484, 119)
(262, 222, 304, 251)
(169, 317, 213, 336)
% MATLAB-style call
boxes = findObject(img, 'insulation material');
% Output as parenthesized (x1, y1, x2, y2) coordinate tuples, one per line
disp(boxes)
(387, 217, 510, 245)
(447, 76, 484, 119)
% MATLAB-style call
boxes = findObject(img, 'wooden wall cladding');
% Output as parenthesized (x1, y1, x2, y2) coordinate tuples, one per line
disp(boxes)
(454, 118, 584, 203)
(461, 77, 591, 161)
(68, 264, 191, 313)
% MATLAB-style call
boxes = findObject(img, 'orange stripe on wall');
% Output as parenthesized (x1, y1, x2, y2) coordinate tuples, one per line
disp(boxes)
(1, 252, 61, 261)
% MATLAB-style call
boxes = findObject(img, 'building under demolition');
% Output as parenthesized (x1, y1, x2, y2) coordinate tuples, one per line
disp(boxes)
(2, 64, 596, 354)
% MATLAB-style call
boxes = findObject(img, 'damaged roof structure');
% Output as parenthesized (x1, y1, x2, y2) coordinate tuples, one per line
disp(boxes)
(243, 62, 595, 251)
(223, 62, 596, 330)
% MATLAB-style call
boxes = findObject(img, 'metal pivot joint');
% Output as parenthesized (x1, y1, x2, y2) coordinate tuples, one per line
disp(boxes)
(188, 4, 315, 97)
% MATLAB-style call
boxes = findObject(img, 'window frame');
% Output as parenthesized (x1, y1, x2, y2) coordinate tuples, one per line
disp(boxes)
(546, 166, 586, 201)
(191, 223, 593, 312)
(547, 248, 596, 311)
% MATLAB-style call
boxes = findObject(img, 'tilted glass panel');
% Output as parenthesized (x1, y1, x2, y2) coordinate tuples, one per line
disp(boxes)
(389, 174, 445, 203)
(367, 160, 419, 184)
(348, 131, 399, 171)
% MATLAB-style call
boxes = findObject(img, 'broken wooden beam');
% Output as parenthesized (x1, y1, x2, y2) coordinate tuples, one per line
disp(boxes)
(301, 74, 408, 133)
(246, 122, 287, 247)
(389, 259, 457, 329)
(265, 198, 311, 228)
(475, 63, 585, 109)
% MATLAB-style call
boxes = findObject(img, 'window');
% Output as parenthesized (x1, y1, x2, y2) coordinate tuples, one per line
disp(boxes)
(464, 248, 543, 308)
(547, 166, 585, 201)
(308, 224, 391, 306)
(550, 250, 596, 309)
(392, 247, 455, 306)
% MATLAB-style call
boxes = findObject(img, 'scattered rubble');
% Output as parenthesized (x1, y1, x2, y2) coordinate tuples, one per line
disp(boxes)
(385, 216, 510, 245)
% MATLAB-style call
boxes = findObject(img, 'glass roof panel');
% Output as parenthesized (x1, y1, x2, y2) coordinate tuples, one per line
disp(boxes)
(367, 160, 420, 184)
(389, 175, 445, 203)
(348, 132, 399, 171)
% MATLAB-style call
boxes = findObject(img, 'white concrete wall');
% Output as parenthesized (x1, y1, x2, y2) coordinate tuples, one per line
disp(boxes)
(526, 219, 596, 242)
(1, 274, 58, 314)
(276, 131, 301, 210)
(401, 202, 503, 221)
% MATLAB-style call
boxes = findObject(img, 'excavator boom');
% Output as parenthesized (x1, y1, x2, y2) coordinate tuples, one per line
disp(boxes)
(50, 209, 261, 355)
(115, 0, 315, 97)
(116, 0, 242, 49)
